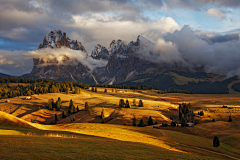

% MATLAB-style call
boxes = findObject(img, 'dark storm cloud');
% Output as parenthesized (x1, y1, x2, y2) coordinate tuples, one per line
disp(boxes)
(0, 0, 145, 47)
(47, 0, 140, 15)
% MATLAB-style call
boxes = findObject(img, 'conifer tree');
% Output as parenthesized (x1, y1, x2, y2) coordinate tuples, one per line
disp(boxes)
(101, 107, 105, 123)
(133, 114, 137, 126)
(148, 116, 154, 125)
(138, 99, 143, 107)
(138, 119, 145, 127)
(119, 99, 125, 107)
(213, 136, 220, 147)
(85, 102, 89, 111)
(104, 89, 107, 93)
(125, 100, 130, 108)
(68, 99, 74, 114)
(133, 99, 136, 106)
(228, 114, 233, 122)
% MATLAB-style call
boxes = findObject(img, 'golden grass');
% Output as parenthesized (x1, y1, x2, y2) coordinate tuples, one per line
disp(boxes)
(0, 111, 35, 128)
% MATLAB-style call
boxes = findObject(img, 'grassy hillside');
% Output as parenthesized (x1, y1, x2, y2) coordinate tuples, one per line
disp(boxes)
(119, 72, 239, 94)
(1, 85, 240, 159)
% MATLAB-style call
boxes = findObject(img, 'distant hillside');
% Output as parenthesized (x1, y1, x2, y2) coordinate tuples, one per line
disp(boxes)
(119, 71, 239, 94)
(0, 72, 14, 78)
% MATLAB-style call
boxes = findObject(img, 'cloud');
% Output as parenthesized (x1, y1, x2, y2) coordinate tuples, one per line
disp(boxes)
(164, 0, 240, 10)
(0, 50, 33, 76)
(24, 47, 108, 71)
(207, 8, 225, 19)
(70, 15, 180, 51)
(149, 26, 240, 77)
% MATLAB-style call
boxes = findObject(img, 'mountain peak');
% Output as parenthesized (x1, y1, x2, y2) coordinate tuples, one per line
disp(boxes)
(137, 35, 155, 46)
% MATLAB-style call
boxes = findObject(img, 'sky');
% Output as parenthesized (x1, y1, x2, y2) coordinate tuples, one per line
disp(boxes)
(0, 0, 240, 76)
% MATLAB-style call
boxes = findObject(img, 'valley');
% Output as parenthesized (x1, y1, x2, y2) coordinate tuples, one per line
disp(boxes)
(1, 82, 240, 159)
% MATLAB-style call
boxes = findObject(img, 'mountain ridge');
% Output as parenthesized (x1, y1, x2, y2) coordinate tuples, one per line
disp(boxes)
(3, 29, 238, 94)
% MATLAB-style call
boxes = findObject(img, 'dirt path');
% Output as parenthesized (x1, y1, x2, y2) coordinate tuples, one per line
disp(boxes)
(156, 129, 240, 160)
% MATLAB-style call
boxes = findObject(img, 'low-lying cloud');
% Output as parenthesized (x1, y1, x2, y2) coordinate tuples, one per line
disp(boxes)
(24, 47, 108, 71)
(139, 25, 240, 77)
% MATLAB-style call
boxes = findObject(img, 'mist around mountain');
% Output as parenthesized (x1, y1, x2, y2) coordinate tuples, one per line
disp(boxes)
(3, 28, 240, 94)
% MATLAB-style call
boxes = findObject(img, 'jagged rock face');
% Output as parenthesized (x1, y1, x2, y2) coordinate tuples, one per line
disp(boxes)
(93, 35, 160, 84)
(31, 29, 90, 82)
(31, 29, 185, 84)
(91, 44, 110, 60)
(38, 29, 86, 52)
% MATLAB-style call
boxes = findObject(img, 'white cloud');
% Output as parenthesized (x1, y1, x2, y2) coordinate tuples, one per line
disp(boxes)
(207, 8, 225, 19)
(70, 14, 181, 51)
(24, 47, 108, 71)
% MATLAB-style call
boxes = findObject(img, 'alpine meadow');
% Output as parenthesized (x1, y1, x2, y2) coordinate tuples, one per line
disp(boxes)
(0, 0, 240, 159)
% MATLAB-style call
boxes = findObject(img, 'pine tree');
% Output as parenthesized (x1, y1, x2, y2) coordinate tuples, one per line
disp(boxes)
(228, 114, 233, 122)
(101, 107, 105, 123)
(77, 106, 80, 112)
(133, 114, 137, 126)
(95, 87, 97, 92)
(138, 119, 145, 127)
(66, 88, 70, 94)
(55, 113, 58, 121)
(104, 89, 107, 93)
(72, 116, 75, 122)
(73, 106, 76, 113)
(138, 99, 143, 107)
(47, 99, 53, 110)
(181, 117, 187, 127)
(125, 100, 130, 108)
(68, 99, 74, 114)
(213, 136, 220, 147)
(133, 99, 136, 106)
(119, 99, 125, 107)
(85, 102, 89, 111)
(148, 116, 154, 125)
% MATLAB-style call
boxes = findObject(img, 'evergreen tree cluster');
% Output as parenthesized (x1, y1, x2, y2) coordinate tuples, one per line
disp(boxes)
(92, 84, 153, 90)
(179, 103, 194, 127)
(46, 97, 61, 111)
(198, 111, 204, 116)
(119, 99, 143, 108)
(0, 77, 89, 99)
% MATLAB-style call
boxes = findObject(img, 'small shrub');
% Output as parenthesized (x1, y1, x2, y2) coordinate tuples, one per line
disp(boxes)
(199, 111, 204, 116)
(170, 121, 176, 127)
(212, 118, 215, 122)
(161, 123, 168, 127)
